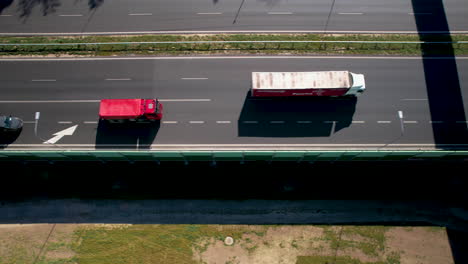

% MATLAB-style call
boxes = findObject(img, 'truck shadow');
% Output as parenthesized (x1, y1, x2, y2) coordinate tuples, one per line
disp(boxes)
(238, 92, 357, 137)
(95, 120, 160, 149)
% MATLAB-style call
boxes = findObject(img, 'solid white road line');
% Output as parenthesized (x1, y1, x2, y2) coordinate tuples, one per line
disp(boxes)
(32, 79, 56, 82)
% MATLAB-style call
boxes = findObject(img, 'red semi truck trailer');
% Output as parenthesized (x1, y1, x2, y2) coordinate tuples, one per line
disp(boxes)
(99, 99, 163, 122)
(251, 71, 366, 97)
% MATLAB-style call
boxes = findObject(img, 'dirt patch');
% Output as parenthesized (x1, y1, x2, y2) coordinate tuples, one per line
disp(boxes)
(193, 226, 324, 264)
(386, 227, 453, 264)
(0, 224, 77, 264)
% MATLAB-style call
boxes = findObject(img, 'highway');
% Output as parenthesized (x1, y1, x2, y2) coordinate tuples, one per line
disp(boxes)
(0, 0, 467, 34)
(0, 56, 467, 150)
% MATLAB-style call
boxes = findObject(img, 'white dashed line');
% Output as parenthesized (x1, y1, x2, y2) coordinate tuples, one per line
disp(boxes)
(189, 121, 205, 124)
(0, 15, 13, 17)
(163, 121, 178, 124)
(352, 121, 365, 124)
(403, 121, 418, 124)
(23, 121, 36, 124)
(270, 121, 285, 124)
(401, 99, 428, 101)
(105, 78, 132, 81)
(129, 13, 153, 16)
(456, 121, 468, 123)
(32, 79, 56, 82)
(408, 13, 432, 15)
(378, 121, 392, 124)
(216, 121, 231, 124)
(324, 121, 337, 123)
(243, 121, 258, 124)
(58, 121, 72, 124)
(197, 13, 222, 15)
(59, 14, 83, 17)
(430, 121, 444, 124)
(268, 12, 293, 15)
(296, 121, 312, 124)
(181, 78, 208, 80)
(83, 121, 98, 124)
(338, 13, 364, 15)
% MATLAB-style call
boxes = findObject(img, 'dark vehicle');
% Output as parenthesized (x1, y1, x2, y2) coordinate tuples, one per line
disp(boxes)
(0, 115, 23, 132)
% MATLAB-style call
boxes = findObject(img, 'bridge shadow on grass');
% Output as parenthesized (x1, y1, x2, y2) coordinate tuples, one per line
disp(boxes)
(95, 120, 160, 149)
(238, 92, 357, 137)
(411, 0, 468, 149)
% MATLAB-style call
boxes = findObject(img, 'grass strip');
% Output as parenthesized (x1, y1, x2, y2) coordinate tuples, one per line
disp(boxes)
(0, 34, 467, 56)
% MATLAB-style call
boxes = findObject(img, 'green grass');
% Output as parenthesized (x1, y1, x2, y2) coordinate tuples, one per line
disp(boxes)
(1, 34, 467, 56)
(71, 225, 267, 264)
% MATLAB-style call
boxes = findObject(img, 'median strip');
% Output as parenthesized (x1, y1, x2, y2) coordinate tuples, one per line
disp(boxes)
(1, 33, 466, 57)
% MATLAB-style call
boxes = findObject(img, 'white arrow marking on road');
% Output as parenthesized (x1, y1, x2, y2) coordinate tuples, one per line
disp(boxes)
(43, 125, 78, 144)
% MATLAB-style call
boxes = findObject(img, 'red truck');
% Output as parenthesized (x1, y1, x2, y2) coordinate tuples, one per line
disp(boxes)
(99, 99, 163, 122)
(251, 71, 366, 97)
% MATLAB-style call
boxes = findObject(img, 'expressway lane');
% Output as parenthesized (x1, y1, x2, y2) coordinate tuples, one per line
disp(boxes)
(0, 0, 467, 34)
(0, 56, 467, 149)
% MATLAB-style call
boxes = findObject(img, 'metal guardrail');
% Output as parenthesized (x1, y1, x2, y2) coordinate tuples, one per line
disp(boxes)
(1, 150, 467, 163)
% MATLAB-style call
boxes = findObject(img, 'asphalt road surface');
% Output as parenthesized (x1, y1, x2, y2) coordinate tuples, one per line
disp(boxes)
(0, 56, 467, 150)
(0, 0, 467, 34)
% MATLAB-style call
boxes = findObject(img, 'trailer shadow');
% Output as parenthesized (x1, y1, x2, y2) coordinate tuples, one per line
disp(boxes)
(0, 129, 22, 149)
(95, 120, 160, 149)
(238, 92, 357, 137)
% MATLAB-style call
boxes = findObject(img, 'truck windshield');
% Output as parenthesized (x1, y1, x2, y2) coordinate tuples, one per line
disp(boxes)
(349, 73, 354, 87)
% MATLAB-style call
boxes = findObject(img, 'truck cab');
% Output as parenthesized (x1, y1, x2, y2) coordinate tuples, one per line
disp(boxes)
(143, 99, 163, 120)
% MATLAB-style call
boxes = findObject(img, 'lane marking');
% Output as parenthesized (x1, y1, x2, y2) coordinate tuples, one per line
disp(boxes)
(23, 121, 36, 124)
(105, 78, 131, 81)
(270, 121, 285, 124)
(163, 121, 178, 124)
(197, 13, 222, 15)
(181, 77, 208, 80)
(352, 121, 365, 123)
(378, 121, 391, 123)
(216, 121, 231, 124)
(401, 98, 428, 101)
(0, 99, 211, 103)
(324, 121, 337, 123)
(408, 13, 432, 15)
(83, 121, 98, 124)
(189, 121, 205, 124)
(430, 121, 444, 124)
(296, 121, 312, 124)
(403, 121, 418, 123)
(0, 15, 13, 17)
(59, 14, 83, 17)
(456, 121, 468, 123)
(243, 121, 258, 124)
(128, 13, 152, 16)
(58, 121, 72, 124)
(32, 79, 56, 82)
(268, 12, 293, 15)
(5, 144, 468, 147)
(338, 13, 364, 15)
